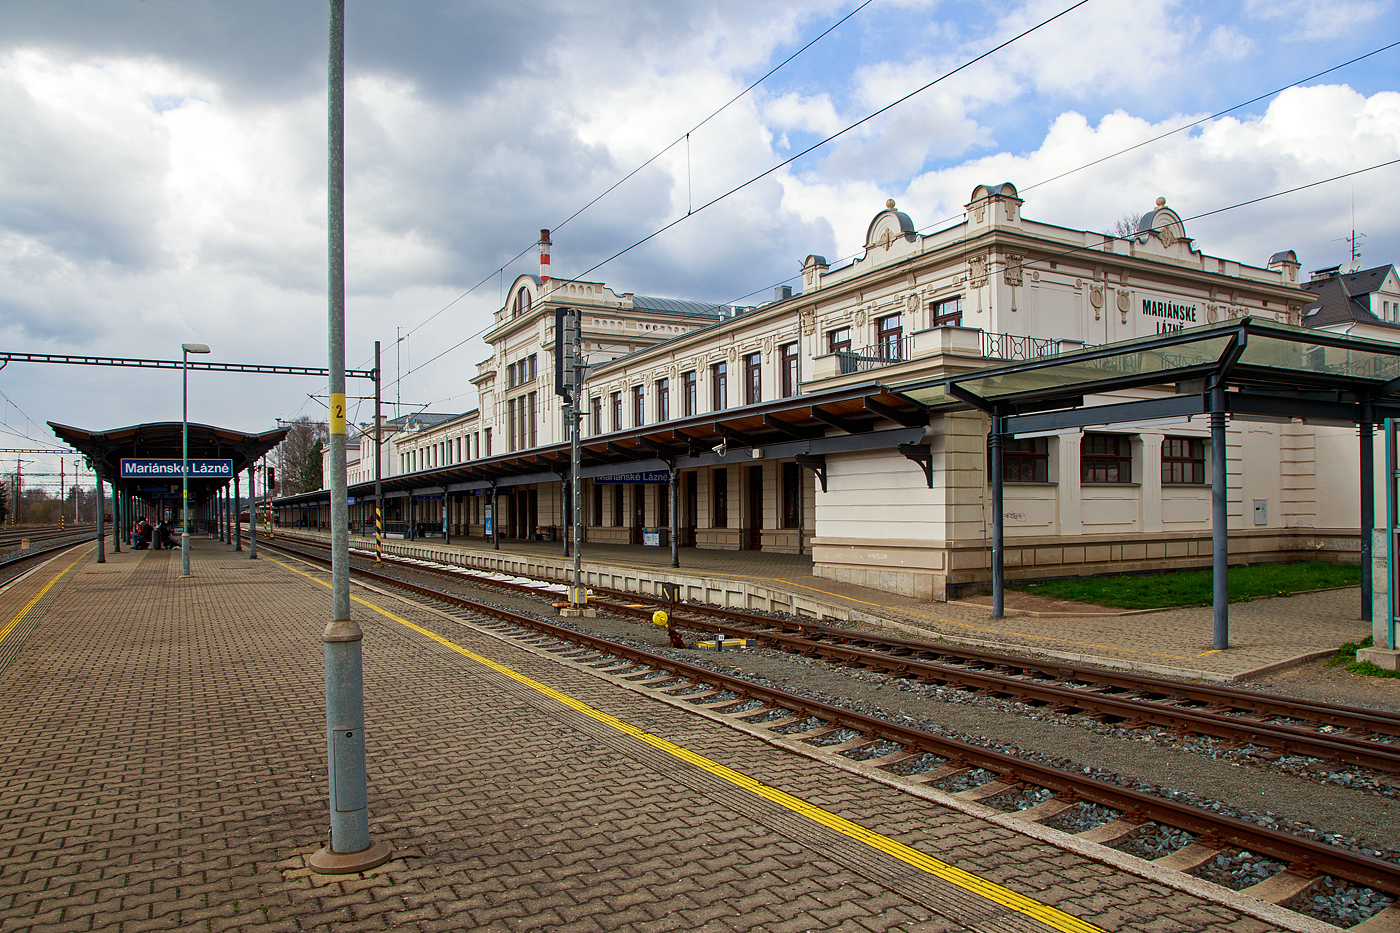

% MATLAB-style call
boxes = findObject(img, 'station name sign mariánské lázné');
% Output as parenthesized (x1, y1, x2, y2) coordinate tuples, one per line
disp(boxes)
(1141, 295, 1199, 334)
(120, 458, 234, 479)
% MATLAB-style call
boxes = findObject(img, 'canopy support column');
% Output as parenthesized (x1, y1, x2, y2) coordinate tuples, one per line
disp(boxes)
(95, 462, 106, 564)
(1362, 413, 1375, 624)
(1211, 384, 1229, 650)
(989, 414, 1005, 620)
(234, 474, 242, 551)
(670, 467, 680, 569)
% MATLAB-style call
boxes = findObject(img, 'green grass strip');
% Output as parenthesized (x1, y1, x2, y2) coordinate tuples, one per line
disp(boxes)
(1012, 561, 1360, 611)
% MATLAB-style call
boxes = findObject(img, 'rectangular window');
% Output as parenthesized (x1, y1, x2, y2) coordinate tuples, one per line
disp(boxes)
(876, 313, 903, 359)
(591, 396, 602, 436)
(528, 354, 537, 381)
(827, 327, 851, 354)
(612, 485, 624, 526)
(711, 362, 728, 412)
(656, 378, 670, 422)
(484, 428, 491, 457)
(1001, 437, 1048, 482)
(782, 461, 800, 527)
(744, 353, 761, 405)
(713, 467, 728, 527)
(657, 481, 669, 527)
(683, 371, 697, 417)
(1161, 437, 1205, 485)
(507, 398, 517, 451)
(528, 392, 537, 448)
(592, 482, 603, 526)
(932, 296, 963, 327)
(632, 385, 645, 427)
(611, 392, 622, 432)
(780, 343, 798, 398)
(1082, 433, 1132, 484)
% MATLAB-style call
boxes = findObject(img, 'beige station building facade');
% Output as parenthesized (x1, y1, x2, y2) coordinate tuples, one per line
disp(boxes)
(294, 183, 1400, 602)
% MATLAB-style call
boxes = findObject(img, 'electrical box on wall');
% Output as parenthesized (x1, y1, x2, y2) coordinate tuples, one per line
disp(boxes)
(1254, 499, 1267, 526)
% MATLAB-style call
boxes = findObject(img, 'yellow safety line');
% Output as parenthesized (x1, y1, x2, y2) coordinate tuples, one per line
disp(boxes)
(270, 556, 1105, 933)
(0, 547, 94, 647)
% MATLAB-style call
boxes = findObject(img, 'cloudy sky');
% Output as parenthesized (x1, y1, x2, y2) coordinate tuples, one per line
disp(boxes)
(2, 0, 1398, 492)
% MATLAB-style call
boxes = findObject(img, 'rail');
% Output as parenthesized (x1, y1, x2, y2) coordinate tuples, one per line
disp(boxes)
(261, 535, 1400, 900)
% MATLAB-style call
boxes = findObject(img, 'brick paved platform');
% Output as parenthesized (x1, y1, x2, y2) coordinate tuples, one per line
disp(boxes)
(278, 527, 1366, 683)
(0, 537, 1312, 932)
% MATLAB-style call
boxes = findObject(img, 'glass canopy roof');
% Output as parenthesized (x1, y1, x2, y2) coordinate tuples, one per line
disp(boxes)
(897, 318, 1400, 410)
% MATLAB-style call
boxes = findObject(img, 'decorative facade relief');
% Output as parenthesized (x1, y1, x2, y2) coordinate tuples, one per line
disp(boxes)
(1089, 285, 1104, 321)
(1116, 289, 1131, 323)
(798, 307, 816, 335)
(968, 253, 989, 288)
(1003, 254, 1024, 287)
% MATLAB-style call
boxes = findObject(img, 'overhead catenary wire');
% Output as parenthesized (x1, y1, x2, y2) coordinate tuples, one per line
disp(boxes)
(564, 0, 1093, 285)
(394, 0, 1093, 392)
(370, 0, 877, 376)
(713, 37, 1400, 311)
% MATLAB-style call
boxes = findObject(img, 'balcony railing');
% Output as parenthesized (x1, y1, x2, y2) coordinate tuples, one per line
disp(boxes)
(979, 331, 1059, 361)
(836, 335, 914, 374)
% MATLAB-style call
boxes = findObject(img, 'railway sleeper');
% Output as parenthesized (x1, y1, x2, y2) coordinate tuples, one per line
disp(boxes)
(908, 763, 971, 785)
(954, 779, 1023, 803)
(1077, 816, 1148, 846)
(1239, 862, 1325, 906)
(1013, 794, 1078, 823)
(1154, 832, 1226, 872)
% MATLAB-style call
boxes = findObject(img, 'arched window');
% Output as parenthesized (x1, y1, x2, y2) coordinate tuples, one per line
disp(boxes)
(512, 287, 532, 317)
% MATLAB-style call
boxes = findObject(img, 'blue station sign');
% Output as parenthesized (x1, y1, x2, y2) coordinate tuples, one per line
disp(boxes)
(121, 458, 234, 480)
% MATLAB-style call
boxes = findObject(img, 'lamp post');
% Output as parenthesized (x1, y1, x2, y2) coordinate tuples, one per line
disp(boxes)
(181, 342, 210, 576)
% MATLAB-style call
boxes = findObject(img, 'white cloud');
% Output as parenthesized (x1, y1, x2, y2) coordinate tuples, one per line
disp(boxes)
(1244, 0, 1391, 41)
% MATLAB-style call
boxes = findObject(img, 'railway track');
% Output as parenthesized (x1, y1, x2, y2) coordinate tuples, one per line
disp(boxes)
(0, 528, 98, 587)
(274, 532, 1400, 775)
(263, 537, 1400, 918)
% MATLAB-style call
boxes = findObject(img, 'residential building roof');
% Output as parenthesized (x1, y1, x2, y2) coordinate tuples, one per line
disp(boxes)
(1301, 264, 1398, 327)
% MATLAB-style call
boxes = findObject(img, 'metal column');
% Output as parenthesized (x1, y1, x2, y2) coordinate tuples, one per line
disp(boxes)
(112, 482, 121, 553)
(95, 462, 106, 564)
(309, 0, 389, 875)
(670, 467, 680, 569)
(1210, 383, 1229, 650)
(1361, 414, 1374, 624)
(373, 340, 383, 563)
(248, 465, 258, 559)
(234, 474, 242, 551)
(989, 415, 1004, 619)
(562, 475, 571, 558)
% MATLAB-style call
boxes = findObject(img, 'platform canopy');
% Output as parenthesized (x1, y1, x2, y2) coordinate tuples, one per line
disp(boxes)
(275, 379, 931, 510)
(49, 420, 287, 508)
(899, 316, 1400, 430)
(896, 316, 1400, 650)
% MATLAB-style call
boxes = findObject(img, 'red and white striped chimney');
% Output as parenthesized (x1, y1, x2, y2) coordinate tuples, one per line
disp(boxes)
(539, 229, 552, 284)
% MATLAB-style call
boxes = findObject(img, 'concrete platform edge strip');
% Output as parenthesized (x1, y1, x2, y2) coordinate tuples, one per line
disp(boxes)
(307, 556, 1345, 933)
(271, 555, 1106, 933)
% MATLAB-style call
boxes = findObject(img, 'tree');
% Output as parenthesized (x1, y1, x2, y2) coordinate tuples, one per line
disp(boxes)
(1104, 212, 1143, 238)
(276, 416, 329, 494)
(301, 439, 325, 494)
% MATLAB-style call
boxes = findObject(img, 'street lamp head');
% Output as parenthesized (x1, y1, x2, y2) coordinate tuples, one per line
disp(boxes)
(182, 343, 211, 354)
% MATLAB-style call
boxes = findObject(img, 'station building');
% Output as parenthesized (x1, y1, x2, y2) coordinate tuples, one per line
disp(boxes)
(284, 183, 1400, 601)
